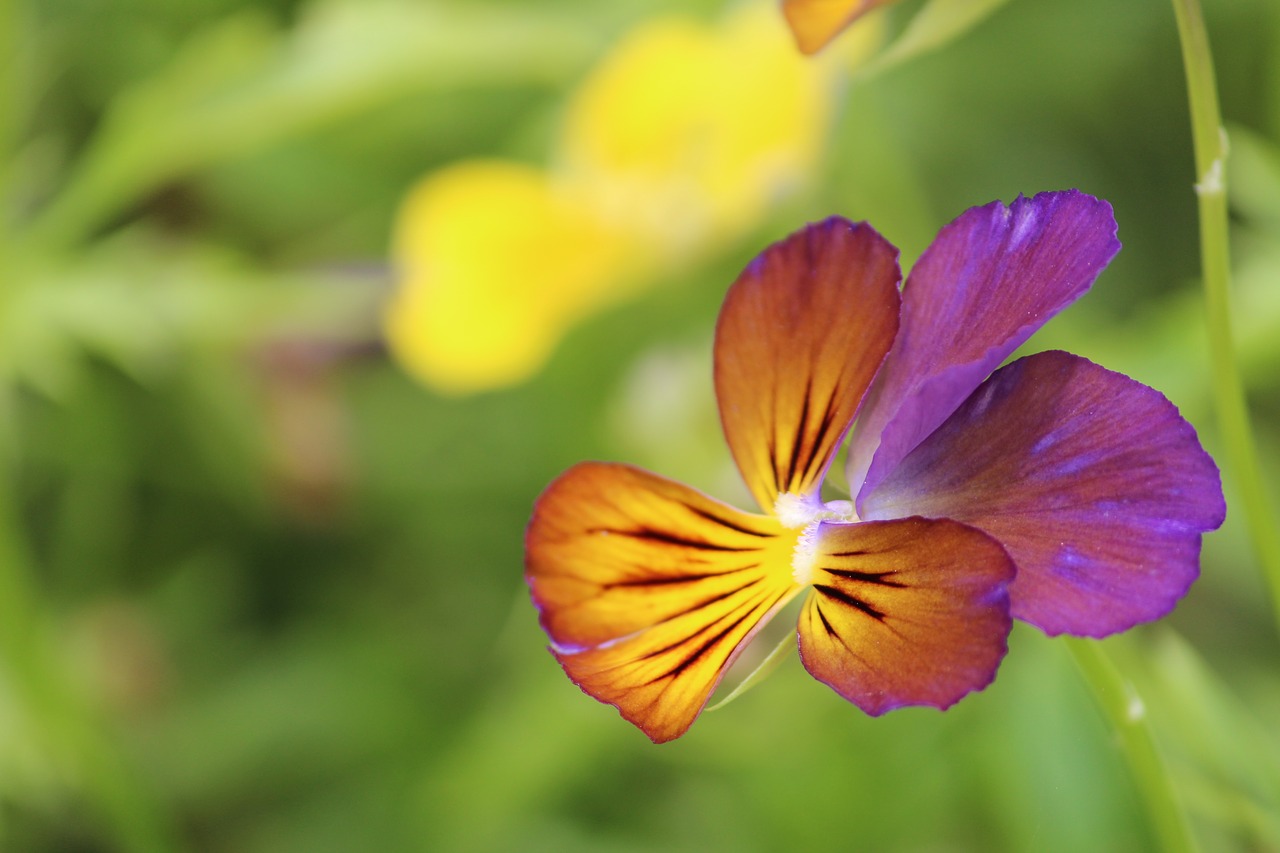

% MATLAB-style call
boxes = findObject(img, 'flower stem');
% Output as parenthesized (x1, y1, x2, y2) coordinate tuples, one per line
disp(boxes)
(1066, 638, 1198, 853)
(1169, 0, 1280, 626)
(0, 349, 178, 848)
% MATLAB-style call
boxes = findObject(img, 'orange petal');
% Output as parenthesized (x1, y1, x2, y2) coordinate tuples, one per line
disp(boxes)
(797, 518, 1013, 715)
(782, 0, 894, 54)
(714, 217, 900, 514)
(525, 462, 801, 741)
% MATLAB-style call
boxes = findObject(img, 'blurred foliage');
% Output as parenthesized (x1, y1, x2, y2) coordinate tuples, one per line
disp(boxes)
(0, 0, 1277, 851)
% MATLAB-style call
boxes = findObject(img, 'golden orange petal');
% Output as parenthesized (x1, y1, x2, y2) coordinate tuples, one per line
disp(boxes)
(782, 0, 894, 55)
(526, 462, 800, 741)
(553, 575, 800, 743)
(714, 218, 900, 513)
(797, 518, 1014, 715)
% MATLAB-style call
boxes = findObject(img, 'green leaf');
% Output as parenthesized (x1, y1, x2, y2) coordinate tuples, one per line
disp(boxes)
(1124, 631, 1280, 850)
(25, 0, 602, 251)
(704, 630, 796, 713)
(1228, 123, 1280, 227)
(2, 233, 375, 399)
(855, 0, 1018, 80)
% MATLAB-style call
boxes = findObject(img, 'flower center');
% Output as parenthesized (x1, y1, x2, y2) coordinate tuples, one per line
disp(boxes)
(772, 492, 858, 585)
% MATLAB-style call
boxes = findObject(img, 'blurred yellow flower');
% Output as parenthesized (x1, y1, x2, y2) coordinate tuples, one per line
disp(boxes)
(782, 0, 895, 55)
(561, 11, 829, 251)
(387, 162, 637, 394)
(385, 3, 879, 395)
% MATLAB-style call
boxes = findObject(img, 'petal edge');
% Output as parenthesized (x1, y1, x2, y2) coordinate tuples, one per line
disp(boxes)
(862, 351, 1225, 636)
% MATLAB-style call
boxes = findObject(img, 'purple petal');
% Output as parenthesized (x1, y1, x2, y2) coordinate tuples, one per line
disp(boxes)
(847, 190, 1121, 506)
(860, 351, 1226, 637)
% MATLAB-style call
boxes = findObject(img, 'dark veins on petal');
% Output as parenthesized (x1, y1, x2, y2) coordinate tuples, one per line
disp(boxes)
(782, 379, 814, 491)
(606, 564, 759, 588)
(824, 568, 906, 588)
(685, 506, 775, 538)
(813, 584, 887, 622)
(587, 527, 763, 552)
(648, 585, 783, 682)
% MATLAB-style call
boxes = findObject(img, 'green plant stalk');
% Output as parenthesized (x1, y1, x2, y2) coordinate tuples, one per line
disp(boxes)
(1170, 0, 1280, 625)
(0, 391, 178, 850)
(0, 0, 16, 242)
(1067, 638, 1198, 853)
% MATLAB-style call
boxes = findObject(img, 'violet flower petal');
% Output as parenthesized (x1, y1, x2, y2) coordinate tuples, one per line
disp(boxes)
(847, 190, 1121, 508)
(861, 351, 1226, 637)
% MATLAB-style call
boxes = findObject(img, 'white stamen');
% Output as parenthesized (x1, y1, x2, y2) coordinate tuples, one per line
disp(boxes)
(792, 524, 820, 586)
(774, 492, 822, 529)
(822, 499, 855, 519)
(772, 493, 859, 585)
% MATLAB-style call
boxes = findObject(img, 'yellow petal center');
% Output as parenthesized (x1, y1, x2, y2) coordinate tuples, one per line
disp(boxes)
(772, 492, 858, 585)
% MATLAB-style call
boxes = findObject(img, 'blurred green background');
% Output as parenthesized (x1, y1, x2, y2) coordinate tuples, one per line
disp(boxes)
(2, 0, 1279, 850)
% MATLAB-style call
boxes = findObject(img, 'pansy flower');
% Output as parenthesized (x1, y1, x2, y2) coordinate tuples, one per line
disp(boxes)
(525, 190, 1225, 743)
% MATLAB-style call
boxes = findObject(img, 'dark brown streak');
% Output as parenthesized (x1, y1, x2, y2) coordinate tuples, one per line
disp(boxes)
(816, 603, 839, 638)
(606, 564, 760, 589)
(684, 506, 774, 539)
(765, 429, 778, 496)
(659, 617, 744, 681)
(782, 379, 813, 490)
(635, 579, 765, 662)
(657, 586, 783, 682)
(824, 569, 906, 588)
(797, 389, 840, 484)
(814, 584, 887, 622)
(590, 527, 761, 553)
(811, 601, 877, 669)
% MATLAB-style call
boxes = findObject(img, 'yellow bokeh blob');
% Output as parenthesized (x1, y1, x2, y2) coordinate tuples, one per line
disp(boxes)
(385, 2, 884, 395)
(386, 162, 637, 394)
(561, 6, 837, 250)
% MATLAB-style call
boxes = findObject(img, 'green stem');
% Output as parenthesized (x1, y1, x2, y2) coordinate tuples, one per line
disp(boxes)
(0, 387, 178, 849)
(1066, 638, 1198, 853)
(0, 0, 17, 248)
(1170, 0, 1280, 626)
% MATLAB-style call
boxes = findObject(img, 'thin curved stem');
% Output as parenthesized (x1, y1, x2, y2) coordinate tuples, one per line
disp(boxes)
(1170, 0, 1280, 627)
(1067, 638, 1199, 853)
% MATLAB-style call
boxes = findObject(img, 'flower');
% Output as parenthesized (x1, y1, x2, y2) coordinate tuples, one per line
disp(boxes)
(385, 4, 877, 395)
(524, 190, 1225, 743)
(782, 0, 895, 54)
